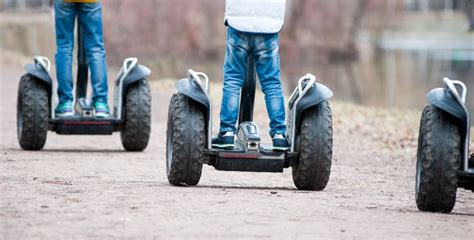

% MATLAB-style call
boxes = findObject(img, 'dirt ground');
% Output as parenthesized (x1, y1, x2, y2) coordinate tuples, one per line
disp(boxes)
(1, 53, 473, 239)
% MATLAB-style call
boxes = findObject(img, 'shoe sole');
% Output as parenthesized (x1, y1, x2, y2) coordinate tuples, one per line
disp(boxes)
(55, 112, 75, 118)
(273, 146, 289, 151)
(95, 113, 110, 118)
(212, 143, 235, 149)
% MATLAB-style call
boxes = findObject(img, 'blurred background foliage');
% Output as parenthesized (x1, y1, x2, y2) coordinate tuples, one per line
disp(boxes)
(1, 0, 473, 113)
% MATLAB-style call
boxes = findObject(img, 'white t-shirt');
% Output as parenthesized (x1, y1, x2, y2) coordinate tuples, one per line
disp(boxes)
(225, 0, 286, 34)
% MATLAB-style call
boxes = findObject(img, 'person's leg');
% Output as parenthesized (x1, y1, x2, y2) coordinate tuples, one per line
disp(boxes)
(467, 0, 474, 31)
(78, 2, 108, 105)
(253, 33, 286, 138)
(219, 28, 250, 134)
(213, 28, 249, 148)
(54, 0, 76, 104)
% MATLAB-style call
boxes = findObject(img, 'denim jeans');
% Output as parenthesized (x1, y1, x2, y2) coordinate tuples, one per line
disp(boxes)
(55, 0, 108, 104)
(220, 27, 286, 136)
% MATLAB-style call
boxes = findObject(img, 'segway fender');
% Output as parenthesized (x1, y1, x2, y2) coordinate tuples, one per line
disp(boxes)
(122, 64, 151, 90)
(25, 63, 53, 88)
(176, 78, 210, 111)
(294, 83, 333, 124)
(427, 86, 471, 173)
(287, 82, 333, 153)
(426, 88, 467, 120)
(24, 62, 53, 119)
(176, 78, 211, 148)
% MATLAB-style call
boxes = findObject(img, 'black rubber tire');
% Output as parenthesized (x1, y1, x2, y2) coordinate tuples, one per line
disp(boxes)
(166, 92, 205, 186)
(17, 74, 49, 151)
(416, 105, 461, 213)
(120, 79, 152, 151)
(292, 101, 333, 191)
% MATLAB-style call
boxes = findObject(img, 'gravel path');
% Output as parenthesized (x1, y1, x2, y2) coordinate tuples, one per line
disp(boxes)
(1, 55, 473, 239)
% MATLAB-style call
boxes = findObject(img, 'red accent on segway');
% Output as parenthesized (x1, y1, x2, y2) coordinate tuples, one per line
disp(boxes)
(220, 152, 260, 159)
(63, 121, 112, 125)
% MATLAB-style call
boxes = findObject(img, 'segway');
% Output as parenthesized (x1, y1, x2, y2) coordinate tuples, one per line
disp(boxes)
(17, 20, 152, 151)
(166, 55, 333, 190)
(416, 77, 473, 213)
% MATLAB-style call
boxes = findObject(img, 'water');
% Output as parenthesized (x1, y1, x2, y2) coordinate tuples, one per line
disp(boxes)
(282, 33, 474, 118)
(306, 51, 473, 112)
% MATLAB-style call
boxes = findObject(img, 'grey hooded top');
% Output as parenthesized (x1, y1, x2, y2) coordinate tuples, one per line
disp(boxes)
(225, 0, 286, 34)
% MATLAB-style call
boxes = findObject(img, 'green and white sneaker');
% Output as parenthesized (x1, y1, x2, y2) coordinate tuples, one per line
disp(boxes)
(55, 101, 75, 118)
(212, 131, 235, 149)
(272, 134, 289, 151)
(94, 101, 110, 118)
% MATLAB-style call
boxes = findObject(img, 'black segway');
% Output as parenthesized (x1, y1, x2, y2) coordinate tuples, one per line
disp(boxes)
(166, 55, 333, 190)
(17, 20, 152, 151)
(416, 77, 473, 213)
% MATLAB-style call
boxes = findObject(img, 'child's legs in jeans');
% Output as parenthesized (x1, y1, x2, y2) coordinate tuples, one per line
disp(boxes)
(219, 28, 249, 134)
(54, 0, 77, 103)
(253, 34, 286, 136)
(78, 3, 108, 104)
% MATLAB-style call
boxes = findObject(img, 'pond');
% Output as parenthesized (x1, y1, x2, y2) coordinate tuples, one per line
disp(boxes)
(282, 32, 474, 120)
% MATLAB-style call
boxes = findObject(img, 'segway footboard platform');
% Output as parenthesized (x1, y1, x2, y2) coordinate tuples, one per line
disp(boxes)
(458, 170, 474, 191)
(458, 154, 474, 191)
(204, 146, 298, 173)
(215, 153, 285, 172)
(50, 118, 118, 135)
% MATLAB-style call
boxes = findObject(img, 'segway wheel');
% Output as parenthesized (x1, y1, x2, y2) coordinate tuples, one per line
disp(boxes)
(416, 105, 461, 213)
(17, 74, 49, 150)
(292, 101, 333, 191)
(166, 92, 205, 186)
(120, 79, 151, 151)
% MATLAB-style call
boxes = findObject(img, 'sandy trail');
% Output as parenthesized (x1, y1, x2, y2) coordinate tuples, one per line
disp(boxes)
(1, 55, 473, 239)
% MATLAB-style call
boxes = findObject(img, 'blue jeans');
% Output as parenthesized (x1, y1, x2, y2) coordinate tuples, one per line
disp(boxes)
(220, 27, 286, 136)
(55, 0, 108, 104)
